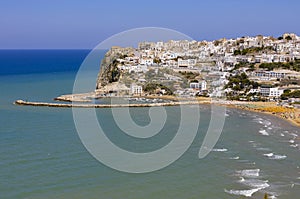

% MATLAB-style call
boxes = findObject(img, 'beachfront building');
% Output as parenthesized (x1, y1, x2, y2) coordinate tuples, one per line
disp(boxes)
(201, 80, 207, 91)
(190, 82, 200, 89)
(260, 86, 284, 98)
(190, 81, 207, 91)
(269, 88, 284, 98)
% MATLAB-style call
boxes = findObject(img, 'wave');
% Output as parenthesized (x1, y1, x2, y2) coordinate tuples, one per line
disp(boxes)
(264, 153, 274, 157)
(225, 188, 261, 197)
(291, 133, 298, 137)
(212, 148, 228, 152)
(227, 170, 270, 197)
(229, 156, 240, 160)
(264, 153, 287, 160)
(237, 169, 260, 178)
(240, 178, 270, 189)
(259, 129, 270, 136)
(270, 155, 287, 160)
(289, 139, 295, 144)
(263, 120, 272, 126)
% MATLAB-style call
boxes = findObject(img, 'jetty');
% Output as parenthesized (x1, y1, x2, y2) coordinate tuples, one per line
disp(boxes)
(14, 99, 209, 108)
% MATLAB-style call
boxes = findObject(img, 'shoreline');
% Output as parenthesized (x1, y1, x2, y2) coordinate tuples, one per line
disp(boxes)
(223, 102, 300, 128)
(14, 98, 300, 127)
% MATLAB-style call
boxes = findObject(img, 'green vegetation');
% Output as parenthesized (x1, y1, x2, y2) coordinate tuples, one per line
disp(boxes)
(232, 62, 255, 71)
(143, 83, 173, 95)
(153, 57, 161, 64)
(179, 71, 198, 80)
(225, 73, 261, 100)
(285, 35, 292, 41)
(119, 54, 128, 59)
(107, 59, 121, 83)
(281, 90, 300, 99)
(234, 46, 274, 55)
(225, 73, 259, 91)
(259, 60, 300, 71)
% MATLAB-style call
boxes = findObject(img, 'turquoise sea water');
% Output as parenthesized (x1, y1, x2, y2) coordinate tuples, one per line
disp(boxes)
(0, 51, 300, 199)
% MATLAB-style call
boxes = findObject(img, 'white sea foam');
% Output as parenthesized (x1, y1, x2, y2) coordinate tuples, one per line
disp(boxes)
(253, 117, 263, 121)
(270, 155, 287, 160)
(229, 156, 240, 160)
(289, 139, 295, 144)
(225, 188, 261, 197)
(212, 148, 228, 152)
(241, 178, 270, 189)
(280, 133, 285, 137)
(239, 177, 245, 182)
(263, 121, 272, 126)
(264, 153, 274, 157)
(290, 144, 298, 148)
(237, 169, 260, 178)
(288, 132, 298, 139)
(291, 133, 298, 137)
(226, 173, 270, 197)
(264, 153, 287, 160)
(259, 129, 270, 136)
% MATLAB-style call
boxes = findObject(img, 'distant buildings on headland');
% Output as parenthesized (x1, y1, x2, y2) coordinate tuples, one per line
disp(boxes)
(98, 33, 300, 105)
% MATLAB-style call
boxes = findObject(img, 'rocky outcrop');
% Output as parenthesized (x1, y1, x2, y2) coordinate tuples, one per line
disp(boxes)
(96, 46, 135, 89)
(96, 49, 120, 89)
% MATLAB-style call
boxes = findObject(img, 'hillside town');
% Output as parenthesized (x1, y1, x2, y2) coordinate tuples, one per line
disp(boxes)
(95, 33, 300, 107)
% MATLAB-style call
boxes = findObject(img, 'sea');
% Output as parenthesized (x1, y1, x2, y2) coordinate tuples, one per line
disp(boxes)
(0, 50, 299, 199)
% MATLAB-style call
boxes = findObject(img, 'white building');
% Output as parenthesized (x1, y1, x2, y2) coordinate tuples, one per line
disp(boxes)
(269, 88, 284, 97)
(190, 82, 200, 89)
(140, 58, 153, 66)
(130, 84, 143, 95)
(177, 58, 196, 68)
(201, 80, 207, 91)
(190, 81, 207, 91)
(260, 86, 284, 98)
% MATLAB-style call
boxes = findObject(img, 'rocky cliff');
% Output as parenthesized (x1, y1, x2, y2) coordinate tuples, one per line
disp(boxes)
(96, 46, 134, 90)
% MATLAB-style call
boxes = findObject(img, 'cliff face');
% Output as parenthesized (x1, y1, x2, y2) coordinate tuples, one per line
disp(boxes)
(96, 46, 134, 90)
(96, 49, 121, 89)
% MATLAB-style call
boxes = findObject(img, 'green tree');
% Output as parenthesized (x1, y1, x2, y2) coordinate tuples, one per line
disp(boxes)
(153, 57, 161, 64)
(285, 35, 292, 41)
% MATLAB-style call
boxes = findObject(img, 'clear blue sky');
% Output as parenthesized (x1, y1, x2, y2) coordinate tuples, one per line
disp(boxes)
(1, 0, 299, 49)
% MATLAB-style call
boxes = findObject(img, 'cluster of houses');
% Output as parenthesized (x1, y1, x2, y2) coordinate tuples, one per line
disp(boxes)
(106, 33, 300, 100)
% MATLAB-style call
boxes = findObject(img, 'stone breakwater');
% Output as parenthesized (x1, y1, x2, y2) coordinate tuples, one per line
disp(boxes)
(14, 99, 210, 108)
